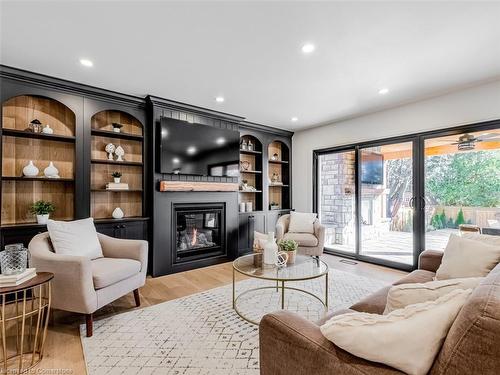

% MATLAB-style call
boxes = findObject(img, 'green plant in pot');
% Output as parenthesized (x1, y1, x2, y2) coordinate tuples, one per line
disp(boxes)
(278, 239, 298, 264)
(111, 171, 122, 183)
(30, 200, 55, 224)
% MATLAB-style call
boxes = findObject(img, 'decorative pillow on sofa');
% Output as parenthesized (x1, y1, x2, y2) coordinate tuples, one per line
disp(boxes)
(462, 232, 500, 247)
(288, 212, 317, 234)
(384, 277, 482, 314)
(47, 218, 103, 259)
(435, 234, 500, 280)
(320, 289, 472, 375)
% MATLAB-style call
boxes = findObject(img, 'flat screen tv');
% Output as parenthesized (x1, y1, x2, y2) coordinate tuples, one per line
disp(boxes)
(361, 151, 384, 185)
(159, 118, 240, 177)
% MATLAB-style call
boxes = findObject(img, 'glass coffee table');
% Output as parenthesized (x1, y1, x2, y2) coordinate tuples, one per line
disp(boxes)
(232, 253, 329, 325)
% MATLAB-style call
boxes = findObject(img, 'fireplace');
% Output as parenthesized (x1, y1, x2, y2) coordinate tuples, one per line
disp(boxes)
(173, 203, 226, 263)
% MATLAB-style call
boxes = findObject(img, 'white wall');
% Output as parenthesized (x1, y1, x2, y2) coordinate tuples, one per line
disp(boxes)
(292, 79, 500, 212)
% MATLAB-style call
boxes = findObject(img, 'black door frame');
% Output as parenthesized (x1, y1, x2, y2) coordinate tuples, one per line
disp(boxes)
(313, 118, 500, 271)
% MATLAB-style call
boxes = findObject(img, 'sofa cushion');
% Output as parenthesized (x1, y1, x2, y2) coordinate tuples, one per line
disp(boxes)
(431, 263, 500, 374)
(384, 277, 482, 314)
(288, 212, 317, 234)
(283, 232, 318, 247)
(47, 218, 103, 259)
(91, 258, 141, 289)
(435, 234, 500, 280)
(321, 289, 472, 375)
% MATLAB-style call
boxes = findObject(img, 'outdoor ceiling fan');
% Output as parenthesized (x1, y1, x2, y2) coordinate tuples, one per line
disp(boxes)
(450, 132, 500, 151)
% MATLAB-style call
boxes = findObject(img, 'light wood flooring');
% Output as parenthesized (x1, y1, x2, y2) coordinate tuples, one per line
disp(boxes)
(38, 254, 407, 374)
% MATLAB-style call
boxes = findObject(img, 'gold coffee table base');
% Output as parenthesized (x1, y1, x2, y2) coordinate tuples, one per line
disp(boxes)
(0, 273, 53, 374)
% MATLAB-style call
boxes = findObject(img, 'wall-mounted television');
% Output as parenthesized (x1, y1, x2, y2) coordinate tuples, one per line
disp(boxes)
(361, 151, 384, 185)
(159, 117, 240, 177)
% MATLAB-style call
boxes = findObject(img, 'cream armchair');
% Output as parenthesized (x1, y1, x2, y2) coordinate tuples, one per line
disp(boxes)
(276, 214, 325, 257)
(29, 232, 148, 337)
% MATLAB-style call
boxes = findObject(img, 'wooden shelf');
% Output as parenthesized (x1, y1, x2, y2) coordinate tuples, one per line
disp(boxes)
(239, 190, 262, 193)
(269, 184, 289, 187)
(91, 189, 143, 192)
(2, 176, 74, 182)
(2, 128, 76, 143)
(91, 129, 143, 141)
(94, 216, 149, 224)
(240, 170, 262, 174)
(240, 149, 262, 155)
(269, 160, 289, 164)
(91, 159, 143, 167)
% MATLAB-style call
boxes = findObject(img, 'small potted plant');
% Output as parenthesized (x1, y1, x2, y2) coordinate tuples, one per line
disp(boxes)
(30, 200, 55, 224)
(270, 202, 280, 210)
(112, 171, 122, 183)
(278, 239, 298, 264)
(112, 123, 123, 133)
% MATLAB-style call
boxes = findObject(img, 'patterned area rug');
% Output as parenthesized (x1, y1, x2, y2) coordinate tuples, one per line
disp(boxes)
(81, 269, 387, 375)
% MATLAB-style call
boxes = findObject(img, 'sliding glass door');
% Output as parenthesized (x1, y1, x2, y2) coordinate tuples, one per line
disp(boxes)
(359, 142, 415, 266)
(315, 121, 500, 271)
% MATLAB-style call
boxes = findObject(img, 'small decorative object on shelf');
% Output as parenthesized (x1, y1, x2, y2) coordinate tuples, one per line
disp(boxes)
(241, 179, 248, 189)
(240, 160, 250, 171)
(22, 160, 39, 177)
(270, 202, 280, 210)
(43, 161, 60, 178)
(271, 172, 280, 183)
(0, 244, 29, 276)
(246, 202, 253, 212)
(247, 140, 253, 151)
(28, 119, 42, 133)
(42, 124, 54, 134)
(112, 123, 123, 133)
(112, 171, 122, 183)
(112, 207, 124, 219)
(115, 145, 125, 161)
(241, 140, 247, 150)
(106, 182, 129, 190)
(239, 202, 246, 213)
(271, 153, 279, 161)
(29, 200, 55, 224)
(105, 143, 116, 160)
(278, 239, 298, 264)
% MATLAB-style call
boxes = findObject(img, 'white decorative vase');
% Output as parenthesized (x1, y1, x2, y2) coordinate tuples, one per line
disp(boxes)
(115, 146, 125, 162)
(114, 177, 121, 183)
(44, 162, 59, 178)
(36, 214, 49, 225)
(246, 202, 253, 212)
(112, 207, 124, 219)
(42, 125, 54, 134)
(22, 160, 39, 177)
(239, 202, 246, 213)
(263, 232, 278, 265)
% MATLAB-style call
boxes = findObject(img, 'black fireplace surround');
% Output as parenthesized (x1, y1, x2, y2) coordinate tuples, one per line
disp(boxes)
(151, 191, 239, 276)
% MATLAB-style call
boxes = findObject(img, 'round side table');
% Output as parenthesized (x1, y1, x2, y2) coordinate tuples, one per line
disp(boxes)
(0, 272, 53, 373)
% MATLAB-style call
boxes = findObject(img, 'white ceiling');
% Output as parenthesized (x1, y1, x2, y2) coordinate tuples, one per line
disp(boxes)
(1, 1, 500, 131)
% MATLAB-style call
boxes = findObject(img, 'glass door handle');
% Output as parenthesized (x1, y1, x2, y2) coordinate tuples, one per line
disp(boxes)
(409, 197, 416, 208)
(420, 196, 426, 210)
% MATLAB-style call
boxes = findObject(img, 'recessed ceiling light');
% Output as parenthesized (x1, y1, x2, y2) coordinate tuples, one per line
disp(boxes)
(301, 43, 315, 54)
(216, 137, 226, 145)
(172, 158, 180, 164)
(187, 146, 197, 155)
(215, 96, 225, 103)
(291, 117, 298, 122)
(79, 58, 93, 67)
(378, 88, 389, 95)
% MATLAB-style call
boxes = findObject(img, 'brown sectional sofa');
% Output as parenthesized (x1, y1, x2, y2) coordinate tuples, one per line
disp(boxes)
(259, 250, 500, 374)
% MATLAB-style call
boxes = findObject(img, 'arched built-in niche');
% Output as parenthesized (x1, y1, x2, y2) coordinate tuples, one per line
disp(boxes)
(268, 140, 290, 210)
(239, 134, 263, 211)
(1, 95, 76, 224)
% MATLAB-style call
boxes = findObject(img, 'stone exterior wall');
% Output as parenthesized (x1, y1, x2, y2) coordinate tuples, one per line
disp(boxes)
(319, 152, 355, 246)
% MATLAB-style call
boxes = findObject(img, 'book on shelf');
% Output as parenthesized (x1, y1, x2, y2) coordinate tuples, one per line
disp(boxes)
(106, 182, 129, 190)
(0, 268, 36, 287)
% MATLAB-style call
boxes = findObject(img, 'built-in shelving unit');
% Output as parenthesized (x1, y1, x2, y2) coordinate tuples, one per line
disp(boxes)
(268, 140, 290, 210)
(90, 110, 144, 220)
(1, 95, 76, 225)
(239, 135, 263, 211)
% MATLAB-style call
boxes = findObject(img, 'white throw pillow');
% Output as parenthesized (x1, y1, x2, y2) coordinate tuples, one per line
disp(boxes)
(462, 232, 500, 247)
(288, 212, 317, 234)
(320, 289, 472, 375)
(47, 218, 103, 259)
(253, 231, 268, 250)
(384, 277, 482, 314)
(435, 234, 500, 280)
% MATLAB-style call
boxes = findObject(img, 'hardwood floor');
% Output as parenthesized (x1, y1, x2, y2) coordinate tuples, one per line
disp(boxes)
(38, 254, 406, 374)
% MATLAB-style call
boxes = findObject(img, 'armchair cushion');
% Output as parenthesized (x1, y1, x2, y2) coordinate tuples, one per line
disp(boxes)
(283, 232, 318, 247)
(47, 218, 103, 259)
(91, 258, 141, 289)
(288, 212, 317, 234)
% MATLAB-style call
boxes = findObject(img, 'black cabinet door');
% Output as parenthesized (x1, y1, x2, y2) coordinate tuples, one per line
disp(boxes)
(238, 213, 266, 256)
(95, 220, 147, 240)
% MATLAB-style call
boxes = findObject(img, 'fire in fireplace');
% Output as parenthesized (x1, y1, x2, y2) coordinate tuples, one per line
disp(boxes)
(173, 203, 226, 263)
